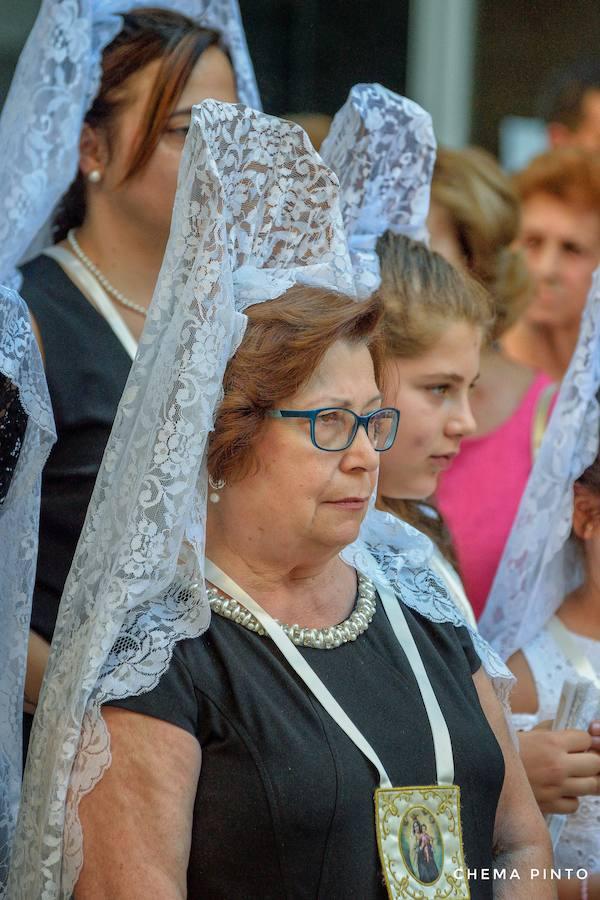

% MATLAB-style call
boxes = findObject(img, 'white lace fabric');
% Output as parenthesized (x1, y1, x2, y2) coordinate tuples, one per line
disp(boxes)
(514, 625, 600, 872)
(320, 83, 436, 297)
(0, 288, 56, 896)
(0, 0, 260, 293)
(7, 100, 355, 899)
(480, 269, 600, 660)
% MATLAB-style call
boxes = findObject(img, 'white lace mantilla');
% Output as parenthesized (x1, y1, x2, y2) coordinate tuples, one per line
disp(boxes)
(481, 268, 600, 661)
(8, 101, 356, 899)
(345, 508, 515, 710)
(320, 83, 436, 297)
(0, 287, 55, 896)
(514, 625, 600, 872)
(0, 0, 260, 290)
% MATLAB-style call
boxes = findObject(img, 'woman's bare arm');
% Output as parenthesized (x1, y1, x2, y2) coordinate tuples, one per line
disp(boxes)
(75, 706, 201, 899)
(24, 630, 51, 714)
(473, 668, 555, 898)
(28, 310, 45, 362)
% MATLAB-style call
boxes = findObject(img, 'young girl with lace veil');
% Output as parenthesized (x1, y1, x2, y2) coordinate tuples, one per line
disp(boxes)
(321, 86, 600, 872)
(5, 99, 550, 898)
(320, 85, 493, 627)
(0, 0, 258, 731)
(482, 270, 600, 899)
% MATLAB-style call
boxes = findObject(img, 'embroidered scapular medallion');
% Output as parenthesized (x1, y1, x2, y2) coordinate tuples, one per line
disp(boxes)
(375, 784, 470, 899)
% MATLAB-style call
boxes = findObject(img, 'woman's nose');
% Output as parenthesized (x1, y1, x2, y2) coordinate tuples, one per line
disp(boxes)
(446, 396, 477, 438)
(342, 423, 380, 470)
(531, 241, 561, 283)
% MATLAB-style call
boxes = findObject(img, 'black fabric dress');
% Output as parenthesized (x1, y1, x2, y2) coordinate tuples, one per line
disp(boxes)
(0, 375, 28, 506)
(111, 592, 505, 899)
(21, 254, 131, 642)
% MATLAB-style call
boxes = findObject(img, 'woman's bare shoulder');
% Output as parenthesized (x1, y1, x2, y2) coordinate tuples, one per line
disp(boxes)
(506, 649, 538, 714)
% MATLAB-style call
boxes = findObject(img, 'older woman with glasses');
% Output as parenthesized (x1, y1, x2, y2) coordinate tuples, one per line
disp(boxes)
(75, 281, 548, 898)
(14, 102, 551, 898)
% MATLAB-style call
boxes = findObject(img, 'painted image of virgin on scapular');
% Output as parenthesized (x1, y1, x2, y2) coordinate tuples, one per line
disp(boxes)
(404, 813, 441, 883)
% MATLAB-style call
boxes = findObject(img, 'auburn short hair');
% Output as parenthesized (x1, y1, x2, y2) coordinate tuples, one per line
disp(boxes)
(208, 286, 383, 483)
(514, 147, 600, 214)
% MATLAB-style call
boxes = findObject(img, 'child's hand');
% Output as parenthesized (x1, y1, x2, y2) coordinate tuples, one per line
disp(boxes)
(518, 721, 600, 814)
(589, 718, 600, 752)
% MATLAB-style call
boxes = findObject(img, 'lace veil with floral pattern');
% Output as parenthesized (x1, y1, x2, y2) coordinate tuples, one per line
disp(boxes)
(0, 0, 260, 292)
(320, 83, 436, 297)
(0, 289, 56, 895)
(480, 269, 600, 660)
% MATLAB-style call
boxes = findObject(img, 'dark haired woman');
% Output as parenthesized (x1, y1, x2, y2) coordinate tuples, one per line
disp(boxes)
(481, 269, 600, 896)
(506, 454, 600, 895)
(6, 3, 256, 730)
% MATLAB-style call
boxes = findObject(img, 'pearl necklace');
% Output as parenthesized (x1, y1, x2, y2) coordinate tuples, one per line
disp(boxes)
(207, 571, 377, 649)
(67, 229, 148, 317)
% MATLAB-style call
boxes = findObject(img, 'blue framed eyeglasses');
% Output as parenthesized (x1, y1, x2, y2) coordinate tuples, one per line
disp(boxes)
(268, 406, 400, 452)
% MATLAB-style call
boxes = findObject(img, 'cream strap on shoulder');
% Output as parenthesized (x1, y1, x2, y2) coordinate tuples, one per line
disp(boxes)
(42, 245, 138, 361)
(429, 551, 477, 630)
(204, 557, 455, 787)
(547, 615, 600, 688)
(531, 382, 557, 461)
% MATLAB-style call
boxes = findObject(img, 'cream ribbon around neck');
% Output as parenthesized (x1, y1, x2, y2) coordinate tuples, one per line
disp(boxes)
(204, 556, 455, 788)
(429, 549, 477, 630)
(43, 245, 138, 361)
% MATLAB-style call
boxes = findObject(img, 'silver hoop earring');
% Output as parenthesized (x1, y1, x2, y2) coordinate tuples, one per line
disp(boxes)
(209, 474, 226, 504)
(87, 169, 102, 184)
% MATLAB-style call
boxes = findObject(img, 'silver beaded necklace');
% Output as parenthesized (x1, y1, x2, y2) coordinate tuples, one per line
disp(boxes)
(67, 229, 148, 318)
(207, 571, 377, 650)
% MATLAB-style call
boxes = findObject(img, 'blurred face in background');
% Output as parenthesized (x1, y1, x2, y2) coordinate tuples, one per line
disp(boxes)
(516, 191, 600, 331)
(549, 89, 600, 152)
(427, 201, 466, 270)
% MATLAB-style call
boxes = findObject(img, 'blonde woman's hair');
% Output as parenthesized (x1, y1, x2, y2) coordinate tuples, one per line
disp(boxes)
(375, 233, 494, 564)
(376, 231, 494, 359)
(431, 146, 531, 340)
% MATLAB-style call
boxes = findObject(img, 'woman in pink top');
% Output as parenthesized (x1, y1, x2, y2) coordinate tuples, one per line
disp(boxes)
(429, 147, 555, 619)
(436, 371, 554, 617)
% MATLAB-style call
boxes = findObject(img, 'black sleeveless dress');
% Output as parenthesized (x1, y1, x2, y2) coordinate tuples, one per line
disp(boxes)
(111, 593, 505, 899)
(0, 375, 28, 506)
(21, 254, 131, 642)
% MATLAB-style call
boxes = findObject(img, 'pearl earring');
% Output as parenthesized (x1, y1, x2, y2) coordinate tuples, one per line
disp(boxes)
(87, 169, 102, 184)
(209, 474, 226, 504)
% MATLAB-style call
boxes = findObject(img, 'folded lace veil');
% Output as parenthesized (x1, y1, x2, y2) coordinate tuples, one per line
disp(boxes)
(480, 269, 600, 660)
(0, 290, 56, 893)
(7, 100, 356, 898)
(0, 0, 260, 292)
(320, 83, 436, 297)
(321, 85, 513, 698)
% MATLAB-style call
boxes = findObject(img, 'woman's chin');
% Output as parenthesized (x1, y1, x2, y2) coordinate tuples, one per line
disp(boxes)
(378, 479, 438, 504)
(320, 516, 367, 551)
